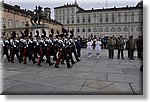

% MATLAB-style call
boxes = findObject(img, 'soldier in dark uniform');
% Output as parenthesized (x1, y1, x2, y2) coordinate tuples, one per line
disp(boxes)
(136, 35, 143, 58)
(126, 35, 135, 60)
(10, 36, 21, 63)
(53, 35, 59, 61)
(75, 36, 82, 57)
(32, 36, 39, 64)
(69, 34, 81, 62)
(22, 37, 28, 64)
(37, 37, 44, 66)
(63, 33, 76, 65)
(55, 34, 72, 68)
(19, 36, 24, 63)
(1, 36, 10, 62)
(116, 36, 125, 59)
(107, 36, 116, 59)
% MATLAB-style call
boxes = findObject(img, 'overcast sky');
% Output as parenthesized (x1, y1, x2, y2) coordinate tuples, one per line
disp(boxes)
(2, 0, 141, 18)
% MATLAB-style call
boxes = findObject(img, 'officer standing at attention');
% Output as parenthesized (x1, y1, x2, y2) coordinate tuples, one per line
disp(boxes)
(126, 35, 135, 60)
(107, 36, 116, 59)
(116, 36, 125, 59)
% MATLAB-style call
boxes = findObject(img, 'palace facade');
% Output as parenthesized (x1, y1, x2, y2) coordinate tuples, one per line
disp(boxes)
(54, 0, 143, 38)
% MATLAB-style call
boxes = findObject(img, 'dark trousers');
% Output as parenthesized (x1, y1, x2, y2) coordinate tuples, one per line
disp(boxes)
(128, 49, 134, 59)
(19, 47, 24, 62)
(46, 47, 53, 65)
(117, 49, 124, 59)
(1, 47, 10, 62)
(10, 48, 21, 63)
(72, 47, 80, 61)
(67, 49, 75, 64)
(76, 48, 81, 57)
(108, 49, 114, 59)
(32, 47, 39, 64)
(55, 49, 70, 67)
(137, 49, 142, 58)
(37, 48, 43, 65)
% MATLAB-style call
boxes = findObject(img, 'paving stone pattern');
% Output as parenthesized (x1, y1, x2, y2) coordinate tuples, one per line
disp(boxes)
(0, 49, 143, 95)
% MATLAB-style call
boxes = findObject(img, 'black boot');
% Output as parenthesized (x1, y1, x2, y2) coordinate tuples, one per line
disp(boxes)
(55, 64, 60, 68)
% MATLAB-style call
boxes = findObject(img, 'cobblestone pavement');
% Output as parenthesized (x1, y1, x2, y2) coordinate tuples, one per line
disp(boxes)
(0, 49, 143, 95)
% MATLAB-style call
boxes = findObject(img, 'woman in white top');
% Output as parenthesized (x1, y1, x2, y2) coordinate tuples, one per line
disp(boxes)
(86, 39, 93, 57)
(95, 38, 102, 58)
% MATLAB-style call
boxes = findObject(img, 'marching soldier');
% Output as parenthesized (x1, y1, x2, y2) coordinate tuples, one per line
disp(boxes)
(53, 35, 59, 61)
(10, 36, 21, 63)
(43, 36, 54, 66)
(69, 34, 81, 62)
(32, 36, 39, 64)
(75, 36, 82, 57)
(55, 34, 72, 68)
(1, 36, 10, 62)
(63, 34, 76, 65)
(37, 37, 44, 66)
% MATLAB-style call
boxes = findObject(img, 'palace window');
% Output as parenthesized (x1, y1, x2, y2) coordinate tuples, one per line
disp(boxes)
(106, 14, 109, 22)
(67, 16, 69, 24)
(83, 28, 85, 32)
(83, 15, 85, 23)
(67, 9, 69, 14)
(63, 16, 65, 24)
(138, 11, 142, 21)
(93, 28, 97, 32)
(137, 27, 141, 31)
(71, 8, 74, 14)
(88, 14, 91, 23)
(77, 28, 80, 32)
(8, 19, 13, 28)
(2, 18, 6, 25)
(15, 21, 19, 28)
(63, 9, 65, 14)
(124, 12, 127, 22)
(72, 16, 74, 23)
(131, 12, 134, 22)
(118, 13, 121, 22)
(100, 14, 103, 22)
(112, 13, 115, 22)
(99, 28, 103, 32)
(94, 14, 96, 23)
(111, 27, 115, 32)
(88, 28, 91, 32)
(123, 27, 128, 32)
(21, 22, 25, 27)
(117, 27, 122, 32)
(77, 15, 80, 23)
(105, 28, 109, 32)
